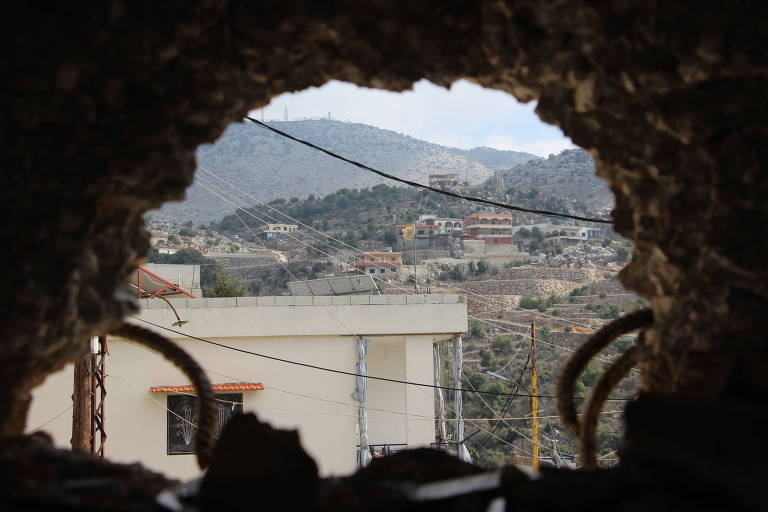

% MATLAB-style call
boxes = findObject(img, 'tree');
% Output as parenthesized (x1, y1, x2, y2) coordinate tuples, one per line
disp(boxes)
(492, 336, 514, 355)
(476, 259, 489, 275)
(616, 246, 630, 261)
(469, 320, 485, 337)
(204, 267, 244, 297)
(381, 230, 397, 247)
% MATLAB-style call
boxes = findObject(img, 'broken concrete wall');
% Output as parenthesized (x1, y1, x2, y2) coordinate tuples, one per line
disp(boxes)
(2, 3, 766, 491)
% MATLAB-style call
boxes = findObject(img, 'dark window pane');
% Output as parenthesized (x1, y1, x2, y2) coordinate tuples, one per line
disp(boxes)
(167, 392, 243, 455)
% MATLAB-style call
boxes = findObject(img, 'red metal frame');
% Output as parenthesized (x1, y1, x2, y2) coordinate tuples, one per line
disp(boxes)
(136, 266, 196, 299)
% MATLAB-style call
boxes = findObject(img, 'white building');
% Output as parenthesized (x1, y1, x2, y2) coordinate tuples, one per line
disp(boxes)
(257, 223, 299, 239)
(28, 294, 467, 480)
(416, 215, 464, 235)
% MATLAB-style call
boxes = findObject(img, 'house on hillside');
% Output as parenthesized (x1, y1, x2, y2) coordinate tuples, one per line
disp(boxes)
(416, 214, 464, 235)
(464, 213, 513, 244)
(29, 293, 468, 479)
(256, 223, 299, 240)
(428, 173, 459, 189)
(350, 251, 403, 277)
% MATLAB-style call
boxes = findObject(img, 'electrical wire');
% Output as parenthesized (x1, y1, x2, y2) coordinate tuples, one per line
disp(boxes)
(243, 117, 612, 224)
(108, 360, 616, 424)
(25, 405, 73, 433)
(197, 175, 607, 338)
(198, 168, 605, 332)
(198, 176, 635, 395)
(129, 316, 633, 402)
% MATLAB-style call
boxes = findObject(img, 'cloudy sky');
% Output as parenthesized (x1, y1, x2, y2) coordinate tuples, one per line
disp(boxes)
(254, 80, 575, 157)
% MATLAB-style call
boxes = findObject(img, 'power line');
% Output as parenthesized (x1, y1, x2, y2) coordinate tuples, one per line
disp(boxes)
(197, 176, 632, 380)
(197, 171, 603, 332)
(129, 317, 633, 402)
(243, 117, 612, 224)
(26, 405, 73, 433)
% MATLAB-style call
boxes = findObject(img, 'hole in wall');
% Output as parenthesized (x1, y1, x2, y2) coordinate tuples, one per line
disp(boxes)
(136, 80, 637, 471)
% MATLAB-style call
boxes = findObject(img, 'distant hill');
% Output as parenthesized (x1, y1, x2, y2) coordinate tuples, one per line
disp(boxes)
(457, 146, 539, 170)
(496, 149, 613, 215)
(154, 120, 538, 223)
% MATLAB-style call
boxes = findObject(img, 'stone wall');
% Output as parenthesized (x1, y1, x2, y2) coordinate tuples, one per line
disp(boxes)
(495, 267, 604, 283)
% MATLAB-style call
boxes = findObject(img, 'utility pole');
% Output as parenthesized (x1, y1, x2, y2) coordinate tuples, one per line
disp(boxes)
(413, 221, 418, 293)
(89, 335, 108, 458)
(71, 349, 93, 451)
(530, 318, 539, 471)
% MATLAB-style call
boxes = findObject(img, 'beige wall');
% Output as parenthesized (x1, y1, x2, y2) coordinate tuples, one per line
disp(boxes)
(28, 295, 466, 480)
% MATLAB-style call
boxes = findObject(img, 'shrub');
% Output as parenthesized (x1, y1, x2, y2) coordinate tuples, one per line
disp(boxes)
(599, 292, 607, 299)
(491, 336, 514, 355)
(599, 304, 623, 319)
(480, 350, 495, 368)
(570, 285, 590, 297)
(469, 320, 485, 337)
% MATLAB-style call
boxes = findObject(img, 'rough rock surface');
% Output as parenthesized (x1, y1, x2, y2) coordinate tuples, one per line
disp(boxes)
(2, 1, 768, 508)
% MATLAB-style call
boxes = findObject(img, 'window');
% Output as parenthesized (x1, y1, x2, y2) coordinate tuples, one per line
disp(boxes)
(369, 269, 376, 274)
(167, 393, 242, 455)
(380, 268, 386, 273)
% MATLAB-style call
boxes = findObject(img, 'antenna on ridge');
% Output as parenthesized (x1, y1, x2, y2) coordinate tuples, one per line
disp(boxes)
(284, 107, 288, 121)
(328, 111, 331, 120)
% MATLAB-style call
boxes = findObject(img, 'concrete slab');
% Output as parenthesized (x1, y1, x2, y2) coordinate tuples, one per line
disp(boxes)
(256, 296, 277, 307)
(188, 299, 208, 309)
(275, 296, 296, 306)
(166, 298, 189, 309)
(206, 297, 237, 308)
(236, 297, 259, 307)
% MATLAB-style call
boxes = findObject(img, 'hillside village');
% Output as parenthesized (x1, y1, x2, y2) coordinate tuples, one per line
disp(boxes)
(140, 155, 637, 469)
(26, 116, 639, 482)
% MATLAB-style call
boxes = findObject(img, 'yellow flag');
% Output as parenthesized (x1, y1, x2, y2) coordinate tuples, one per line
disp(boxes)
(402, 224, 416, 241)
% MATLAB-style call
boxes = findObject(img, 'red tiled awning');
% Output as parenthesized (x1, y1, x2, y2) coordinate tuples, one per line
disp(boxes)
(150, 382, 264, 393)
(351, 262, 400, 267)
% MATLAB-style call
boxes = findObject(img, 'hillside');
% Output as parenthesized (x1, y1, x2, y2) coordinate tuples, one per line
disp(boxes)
(457, 146, 539, 170)
(497, 149, 613, 215)
(155, 120, 538, 223)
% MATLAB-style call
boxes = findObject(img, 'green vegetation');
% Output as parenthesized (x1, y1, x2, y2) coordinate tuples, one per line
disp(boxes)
(469, 320, 486, 337)
(519, 293, 560, 312)
(569, 285, 590, 297)
(214, 184, 469, 245)
(491, 336, 515, 355)
(146, 248, 243, 298)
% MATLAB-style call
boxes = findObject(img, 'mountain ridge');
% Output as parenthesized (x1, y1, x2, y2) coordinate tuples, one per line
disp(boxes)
(154, 120, 611, 223)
